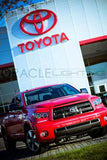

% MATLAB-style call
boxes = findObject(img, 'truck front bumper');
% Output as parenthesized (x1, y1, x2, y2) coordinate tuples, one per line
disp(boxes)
(34, 108, 107, 143)
(54, 118, 101, 139)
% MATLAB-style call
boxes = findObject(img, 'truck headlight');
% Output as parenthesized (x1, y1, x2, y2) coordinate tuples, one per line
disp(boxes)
(92, 97, 102, 106)
(32, 112, 49, 119)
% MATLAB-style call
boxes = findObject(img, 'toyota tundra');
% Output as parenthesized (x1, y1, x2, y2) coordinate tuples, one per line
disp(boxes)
(1, 84, 107, 153)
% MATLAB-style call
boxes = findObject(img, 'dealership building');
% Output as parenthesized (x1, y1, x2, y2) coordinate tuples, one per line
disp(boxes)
(0, 0, 107, 113)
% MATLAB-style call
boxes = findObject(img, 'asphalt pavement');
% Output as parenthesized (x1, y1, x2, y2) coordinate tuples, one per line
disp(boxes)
(0, 134, 107, 160)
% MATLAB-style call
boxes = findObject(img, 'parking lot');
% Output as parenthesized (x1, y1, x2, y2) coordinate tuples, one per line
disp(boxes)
(0, 134, 107, 160)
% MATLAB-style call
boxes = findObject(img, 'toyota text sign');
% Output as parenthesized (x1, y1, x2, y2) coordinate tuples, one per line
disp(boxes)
(5, 0, 90, 92)
(18, 9, 69, 53)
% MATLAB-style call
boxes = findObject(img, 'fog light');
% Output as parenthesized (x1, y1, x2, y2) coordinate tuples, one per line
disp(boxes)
(40, 131, 48, 137)
(104, 116, 107, 121)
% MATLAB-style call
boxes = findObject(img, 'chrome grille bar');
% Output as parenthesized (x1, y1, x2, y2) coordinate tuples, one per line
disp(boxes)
(53, 101, 93, 120)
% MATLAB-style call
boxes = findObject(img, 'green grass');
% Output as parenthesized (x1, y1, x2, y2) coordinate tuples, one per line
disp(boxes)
(38, 141, 107, 160)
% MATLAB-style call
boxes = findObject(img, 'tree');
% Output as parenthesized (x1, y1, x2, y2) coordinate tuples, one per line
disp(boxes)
(0, 0, 35, 24)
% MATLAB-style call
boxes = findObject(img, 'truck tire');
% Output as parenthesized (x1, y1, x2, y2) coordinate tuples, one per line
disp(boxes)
(25, 129, 41, 154)
(89, 128, 104, 138)
(3, 131, 16, 152)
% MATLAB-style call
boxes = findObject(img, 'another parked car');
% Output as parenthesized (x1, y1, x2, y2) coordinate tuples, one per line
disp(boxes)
(101, 93, 107, 105)
(1, 84, 107, 153)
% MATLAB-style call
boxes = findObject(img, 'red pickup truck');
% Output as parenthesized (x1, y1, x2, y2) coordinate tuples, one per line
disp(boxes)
(1, 84, 107, 153)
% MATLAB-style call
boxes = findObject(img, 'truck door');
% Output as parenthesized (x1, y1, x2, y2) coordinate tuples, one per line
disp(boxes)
(7, 94, 24, 140)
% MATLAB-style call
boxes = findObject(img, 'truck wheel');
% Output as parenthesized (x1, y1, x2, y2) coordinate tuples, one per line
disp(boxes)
(25, 129, 41, 154)
(89, 128, 104, 138)
(3, 131, 16, 152)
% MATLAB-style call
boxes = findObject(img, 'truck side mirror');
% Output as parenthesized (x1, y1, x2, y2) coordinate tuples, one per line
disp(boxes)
(80, 88, 88, 93)
(9, 103, 18, 111)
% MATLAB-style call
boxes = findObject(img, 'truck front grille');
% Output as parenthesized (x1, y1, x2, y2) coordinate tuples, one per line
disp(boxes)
(53, 101, 93, 120)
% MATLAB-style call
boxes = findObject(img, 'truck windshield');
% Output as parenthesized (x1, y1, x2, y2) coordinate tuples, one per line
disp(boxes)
(24, 84, 80, 105)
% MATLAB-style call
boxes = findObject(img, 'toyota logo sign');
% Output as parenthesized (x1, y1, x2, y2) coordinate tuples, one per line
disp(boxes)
(20, 9, 57, 35)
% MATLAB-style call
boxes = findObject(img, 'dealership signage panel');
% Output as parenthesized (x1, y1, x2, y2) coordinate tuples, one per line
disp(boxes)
(5, 0, 107, 91)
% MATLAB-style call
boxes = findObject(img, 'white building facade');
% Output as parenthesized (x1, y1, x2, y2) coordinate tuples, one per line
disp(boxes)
(0, 0, 107, 113)
(5, 0, 107, 93)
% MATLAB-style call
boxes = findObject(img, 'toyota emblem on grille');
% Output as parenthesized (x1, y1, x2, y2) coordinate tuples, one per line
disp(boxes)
(69, 106, 79, 113)
(20, 9, 57, 35)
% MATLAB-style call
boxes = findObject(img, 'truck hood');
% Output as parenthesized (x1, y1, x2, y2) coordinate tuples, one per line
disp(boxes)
(30, 93, 92, 110)
(47, 93, 91, 106)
